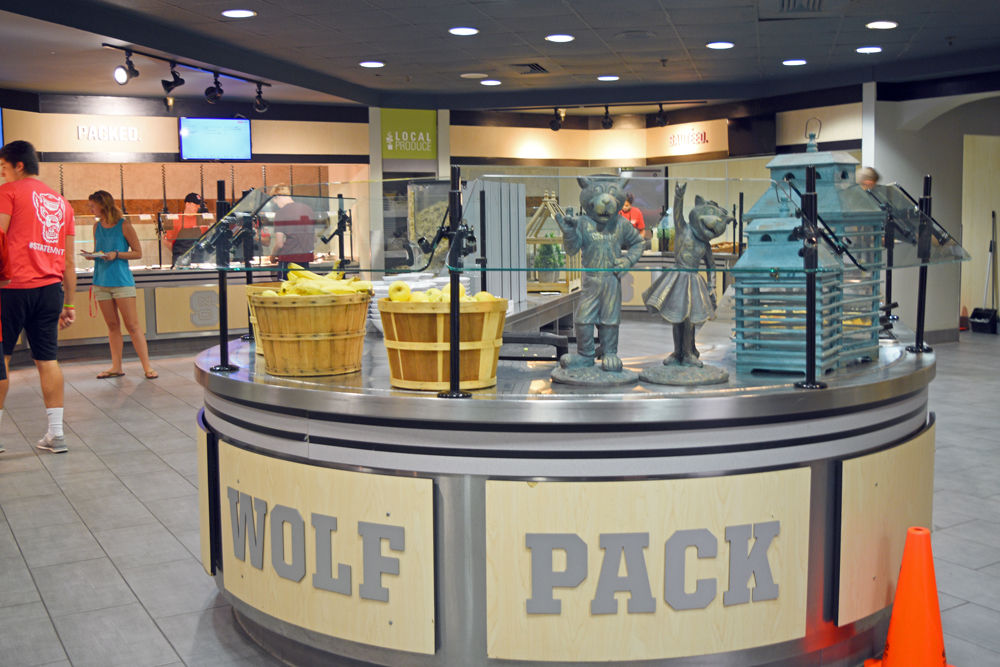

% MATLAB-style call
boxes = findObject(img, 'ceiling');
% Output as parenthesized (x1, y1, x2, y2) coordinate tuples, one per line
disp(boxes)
(2, 0, 1000, 117)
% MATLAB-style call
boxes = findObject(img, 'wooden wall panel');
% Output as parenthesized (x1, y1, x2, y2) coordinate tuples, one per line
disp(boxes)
(838, 426, 935, 626)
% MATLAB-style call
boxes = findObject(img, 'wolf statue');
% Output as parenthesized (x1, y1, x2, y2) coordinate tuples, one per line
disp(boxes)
(552, 176, 644, 386)
(641, 182, 732, 385)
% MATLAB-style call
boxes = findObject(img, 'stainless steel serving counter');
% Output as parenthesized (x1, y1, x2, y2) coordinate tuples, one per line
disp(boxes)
(193, 318, 937, 666)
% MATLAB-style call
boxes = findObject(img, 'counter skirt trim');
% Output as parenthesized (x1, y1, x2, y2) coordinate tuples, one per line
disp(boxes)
(203, 397, 927, 462)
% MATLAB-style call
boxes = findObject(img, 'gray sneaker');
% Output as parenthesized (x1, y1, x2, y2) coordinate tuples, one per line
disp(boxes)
(0, 444, 5, 453)
(37, 433, 67, 454)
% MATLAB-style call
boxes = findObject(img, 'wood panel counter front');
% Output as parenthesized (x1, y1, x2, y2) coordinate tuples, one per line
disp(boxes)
(486, 468, 811, 662)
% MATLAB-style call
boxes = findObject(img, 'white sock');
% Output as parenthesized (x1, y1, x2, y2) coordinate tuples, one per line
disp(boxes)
(0, 409, 4, 429)
(46, 408, 64, 438)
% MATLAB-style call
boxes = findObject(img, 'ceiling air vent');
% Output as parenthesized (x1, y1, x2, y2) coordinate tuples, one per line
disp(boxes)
(512, 63, 548, 75)
(759, 0, 847, 19)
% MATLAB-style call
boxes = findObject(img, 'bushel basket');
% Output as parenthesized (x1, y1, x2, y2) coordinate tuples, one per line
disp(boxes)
(249, 291, 370, 376)
(378, 298, 507, 390)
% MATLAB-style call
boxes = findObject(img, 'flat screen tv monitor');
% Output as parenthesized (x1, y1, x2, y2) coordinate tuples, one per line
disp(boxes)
(179, 117, 251, 160)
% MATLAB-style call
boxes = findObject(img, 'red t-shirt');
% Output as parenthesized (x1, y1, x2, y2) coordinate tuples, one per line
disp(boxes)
(621, 206, 645, 232)
(0, 178, 76, 289)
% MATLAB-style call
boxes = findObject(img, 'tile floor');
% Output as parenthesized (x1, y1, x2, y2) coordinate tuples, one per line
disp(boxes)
(0, 331, 998, 666)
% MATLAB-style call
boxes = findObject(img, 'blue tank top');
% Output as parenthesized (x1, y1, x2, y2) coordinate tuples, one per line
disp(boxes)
(93, 218, 135, 288)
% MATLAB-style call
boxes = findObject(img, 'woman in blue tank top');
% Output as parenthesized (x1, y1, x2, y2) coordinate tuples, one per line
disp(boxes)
(88, 190, 157, 379)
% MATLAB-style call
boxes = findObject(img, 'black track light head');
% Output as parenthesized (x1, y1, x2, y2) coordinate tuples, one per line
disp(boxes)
(601, 106, 613, 130)
(253, 83, 269, 113)
(654, 103, 668, 127)
(113, 50, 139, 85)
(549, 107, 561, 131)
(161, 63, 185, 94)
(204, 73, 223, 103)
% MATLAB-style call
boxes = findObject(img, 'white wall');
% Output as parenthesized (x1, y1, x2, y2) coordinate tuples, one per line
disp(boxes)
(871, 93, 1000, 340)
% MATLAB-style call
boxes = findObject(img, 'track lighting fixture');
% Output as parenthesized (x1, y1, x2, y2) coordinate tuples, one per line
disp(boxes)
(601, 106, 613, 130)
(113, 49, 139, 85)
(654, 103, 667, 127)
(204, 73, 223, 104)
(549, 107, 562, 132)
(102, 43, 271, 113)
(253, 83, 269, 113)
(161, 62, 185, 94)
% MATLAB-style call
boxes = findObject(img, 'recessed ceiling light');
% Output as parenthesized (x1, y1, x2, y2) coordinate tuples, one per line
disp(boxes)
(545, 34, 575, 43)
(782, 59, 807, 66)
(856, 46, 882, 54)
(597, 75, 619, 81)
(866, 20, 898, 30)
(480, 79, 501, 86)
(449, 27, 479, 36)
(359, 60, 385, 68)
(221, 9, 256, 18)
(706, 41, 734, 50)
(460, 72, 487, 79)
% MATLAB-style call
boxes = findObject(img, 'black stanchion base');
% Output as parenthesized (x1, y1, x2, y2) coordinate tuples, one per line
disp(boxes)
(240, 334, 253, 341)
(437, 390, 472, 399)
(906, 343, 933, 354)
(794, 380, 828, 390)
(211, 364, 239, 373)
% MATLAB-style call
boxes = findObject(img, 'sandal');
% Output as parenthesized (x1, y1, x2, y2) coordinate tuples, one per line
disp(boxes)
(97, 371, 125, 379)
(144, 370, 159, 379)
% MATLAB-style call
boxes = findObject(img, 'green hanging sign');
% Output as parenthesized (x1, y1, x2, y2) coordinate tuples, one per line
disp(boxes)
(381, 108, 437, 160)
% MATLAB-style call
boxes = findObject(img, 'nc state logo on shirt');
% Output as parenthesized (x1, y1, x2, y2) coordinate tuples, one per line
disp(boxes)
(33, 191, 66, 245)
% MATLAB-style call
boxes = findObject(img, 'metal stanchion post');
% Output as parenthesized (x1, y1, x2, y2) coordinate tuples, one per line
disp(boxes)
(907, 175, 934, 354)
(440, 166, 471, 399)
(796, 165, 827, 390)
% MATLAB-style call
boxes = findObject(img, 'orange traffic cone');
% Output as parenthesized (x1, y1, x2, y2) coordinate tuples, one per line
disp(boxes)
(864, 526, 954, 667)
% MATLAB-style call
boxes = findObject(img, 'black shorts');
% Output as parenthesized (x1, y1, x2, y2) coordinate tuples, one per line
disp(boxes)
(2, 282, 64, 361)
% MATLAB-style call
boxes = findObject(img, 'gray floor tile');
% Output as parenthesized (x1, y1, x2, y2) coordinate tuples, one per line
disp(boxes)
(32, 557, 136, 616)
(0, 522, 20, 561)
(79, 431, 148, 455)
(119, 469, 196, 502)
(942, 633, 1000, 667)
(2, 493, 81, 534)
(935, 519, 1000, 551)
(98, 450, 171, 476)
(39, 449, 109, 479)
(120, 557, 226, 619)
(53, 469, 129, 503)
(92, 522, 190, 570)
(175, 529, 203, 560)
(933, 530, 1000, 569)
(939, 590, 966, 612)
(942, 602, 1000, 654)
(934, 559, 1000, 614)
(159, 450, 199, 478)
(981, 561, 1000, 577)
(52, 602, 180, 667)
(0, 602, 68, 666)
(0, 556, 42, 607)
(0, 470, 60, 502)
(0, 451, 46, 474)
(156, 605, 280, 666)
(141, 435, 197, 457)
(145, 492, 199, 534)
(71, 492, 157, 530)
(15, 522, 105, 568)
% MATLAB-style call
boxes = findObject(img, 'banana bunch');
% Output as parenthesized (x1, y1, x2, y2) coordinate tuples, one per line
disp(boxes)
(260, 263, 373, 297)
(387, 281, 497, 303)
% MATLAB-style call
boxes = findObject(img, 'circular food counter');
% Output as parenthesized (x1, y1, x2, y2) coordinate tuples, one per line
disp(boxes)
(193, 320, 935, 666)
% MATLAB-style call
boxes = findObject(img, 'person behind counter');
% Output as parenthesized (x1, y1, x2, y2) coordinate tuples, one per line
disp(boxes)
(267, 184, 316, 280)
(167, 192, 205, 267)
(620, 192, 645, 235)
(857, 166, 880, 191)
(88, 190, 157, 381)
(0, 140, 75, 454)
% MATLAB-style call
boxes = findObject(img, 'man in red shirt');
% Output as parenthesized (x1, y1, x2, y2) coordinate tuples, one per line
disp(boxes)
(620, 192, 645, 235)
(0, 140, 76, 454)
